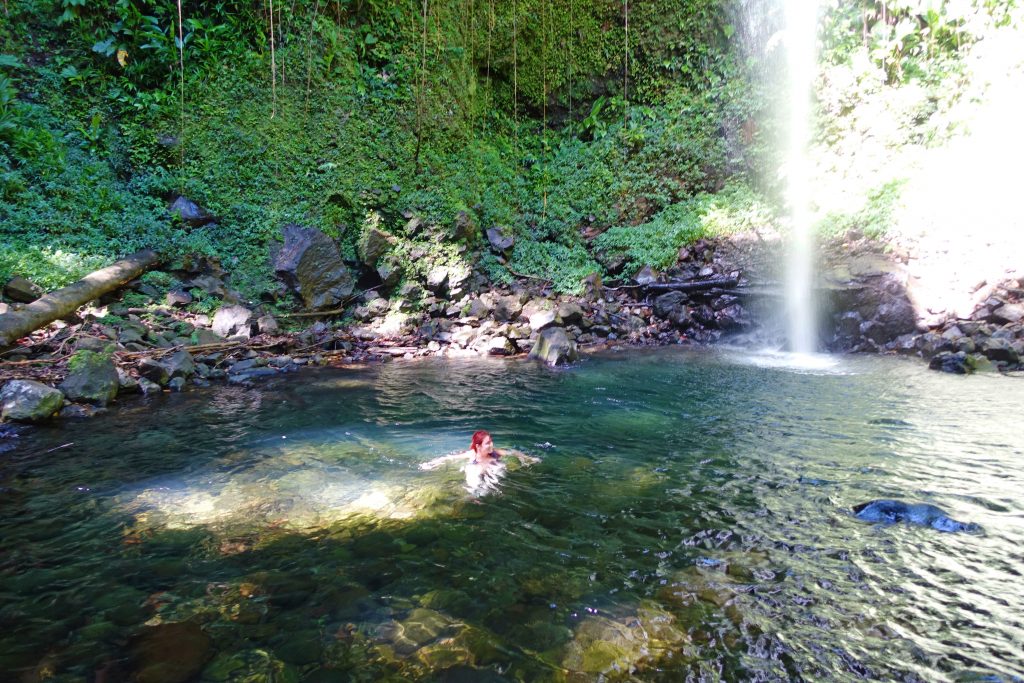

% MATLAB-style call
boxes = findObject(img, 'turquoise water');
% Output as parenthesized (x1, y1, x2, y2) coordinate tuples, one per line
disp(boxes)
(2, 348, 1023, 682)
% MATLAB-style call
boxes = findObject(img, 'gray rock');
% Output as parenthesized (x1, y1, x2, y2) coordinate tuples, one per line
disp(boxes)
(929, 351, 971, 374)
(633, 265, 660, 287)
(528, 327, 578, 366)
(60, 403, 104, 419)
(483, 336, 516, 356)
(274, 224, 356, 309)
(192, 328, 223, 346)
(653, 291, 691, 328)
(486, 226, 515, 252)
(59, 351, 119, 406)
(165, 289, 193, 307)
(138, 358, 171, 386)
(980, 337, 1019, 363)
(366, 298, 390, 317)
(453, 211, 475, 242)
(212, 305, 254, 338)
(358, 225, 396, 267)
(992, 303, 1024, 324)
(167, 377, 186, 392)
(117, 368, 140, 394)
(257, 315, 280, 335)
(0, 302, 9, 315)
(163, 350, 196, 379)
(426, 267, 450, 294)
(492, 295, 524, 322)
(169, 195, 216, 227)
(137, 377, 163, 394)
(376, 257, 403, 290)
(529, 309, 560, 332)
(0, 380, 64, 422)
(557, 302, 584, 325)
(4, 276, 43, 303)
(465, 297, 491, 319)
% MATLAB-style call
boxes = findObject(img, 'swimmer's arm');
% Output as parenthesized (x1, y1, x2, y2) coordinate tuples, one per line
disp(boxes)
(503, 448, 541, 465)
(419, 450, 471, 470)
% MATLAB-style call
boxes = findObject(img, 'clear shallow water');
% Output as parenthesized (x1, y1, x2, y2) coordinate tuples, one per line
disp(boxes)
(2, 349, 1023, 682)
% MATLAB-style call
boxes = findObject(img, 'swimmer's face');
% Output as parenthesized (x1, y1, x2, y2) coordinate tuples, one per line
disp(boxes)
(476, 435, 494, 456)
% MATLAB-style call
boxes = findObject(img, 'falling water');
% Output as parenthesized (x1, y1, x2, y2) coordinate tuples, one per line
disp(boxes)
(782, 0, 819, 353)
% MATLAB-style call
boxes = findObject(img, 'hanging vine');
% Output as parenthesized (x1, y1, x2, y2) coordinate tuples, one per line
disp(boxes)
(268, 0, 277, 118)
(175, 0, 186, 192)
(414, 0, 429, 173)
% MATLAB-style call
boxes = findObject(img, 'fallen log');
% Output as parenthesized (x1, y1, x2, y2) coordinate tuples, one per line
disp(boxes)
(0, 250, 161, 348)
(643, 276, 738, 293)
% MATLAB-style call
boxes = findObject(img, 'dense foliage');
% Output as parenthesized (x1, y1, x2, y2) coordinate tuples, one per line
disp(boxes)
(0, 0, 1019, 298)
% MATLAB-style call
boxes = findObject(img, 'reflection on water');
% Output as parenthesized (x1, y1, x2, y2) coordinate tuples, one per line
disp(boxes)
(1, 349, 1023, 681)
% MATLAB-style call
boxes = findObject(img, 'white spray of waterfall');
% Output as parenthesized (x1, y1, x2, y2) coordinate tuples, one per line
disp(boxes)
(782, 0, 818, 353)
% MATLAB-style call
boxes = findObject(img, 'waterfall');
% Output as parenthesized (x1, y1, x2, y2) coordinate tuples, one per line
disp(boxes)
(782, 0, 819, 353)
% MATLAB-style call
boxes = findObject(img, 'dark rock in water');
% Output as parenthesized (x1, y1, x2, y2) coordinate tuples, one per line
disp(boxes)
(929, 351, 971, 374)
(168, 196, 216, 228)
(528, 327, 578, 366)
(0, 380, 64, 422)
(163, 350, 195, 379)
(486, 226, 514, 252)
(274, 224, 356, 309)
(3, 275, 43, 303)
(852, 499, 981, 533)
(212, 304, 254, 338)
(138, 358, 171, 386)
(59, 351, 119, 406)
(60, 403, 105, 418)
(129, 621, 212, 683)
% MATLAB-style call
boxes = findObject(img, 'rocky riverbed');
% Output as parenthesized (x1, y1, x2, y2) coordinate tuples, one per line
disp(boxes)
(1, 223, 1022, 430)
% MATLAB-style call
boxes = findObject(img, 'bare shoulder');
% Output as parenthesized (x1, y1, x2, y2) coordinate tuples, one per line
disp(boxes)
(419, 449, 473, 470)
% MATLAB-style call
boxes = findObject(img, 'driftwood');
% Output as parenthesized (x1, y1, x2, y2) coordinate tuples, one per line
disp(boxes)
(0, 250, 160, 348)
(643, 276, 738, 293)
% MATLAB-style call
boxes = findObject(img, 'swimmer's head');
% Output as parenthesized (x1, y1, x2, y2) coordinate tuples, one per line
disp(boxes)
(471, 430, 495, 457)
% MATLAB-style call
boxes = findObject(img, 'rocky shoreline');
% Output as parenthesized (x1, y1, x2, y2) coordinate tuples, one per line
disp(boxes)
(1, 227, 1022, 431)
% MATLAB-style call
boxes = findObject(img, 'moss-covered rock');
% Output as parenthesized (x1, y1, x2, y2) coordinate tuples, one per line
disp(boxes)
(60, 350, 119, 405)
(0, 379, 64, 422)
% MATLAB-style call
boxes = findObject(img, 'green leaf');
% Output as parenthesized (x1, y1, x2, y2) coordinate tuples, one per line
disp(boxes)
(92, 38, 116, 56)
(0, 55, 23, 69)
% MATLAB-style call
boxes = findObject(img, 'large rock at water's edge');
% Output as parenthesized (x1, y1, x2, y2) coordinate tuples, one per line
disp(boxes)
(1, 380, 64, 422)
(59, 351, 119, 406)
(929, 351, 972, 374)
(212, 305, 254, 339)
(528, 327, 578, 366)
(139, 350, 196, 387)
(274, 224, 355, 309)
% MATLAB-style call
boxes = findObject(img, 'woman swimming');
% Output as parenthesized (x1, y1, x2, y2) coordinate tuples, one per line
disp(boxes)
(419, 430, 539, 495)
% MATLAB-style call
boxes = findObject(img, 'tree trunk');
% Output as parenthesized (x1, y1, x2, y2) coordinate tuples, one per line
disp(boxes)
(643, 276, 739, 293)
(0, 250, 160, 348)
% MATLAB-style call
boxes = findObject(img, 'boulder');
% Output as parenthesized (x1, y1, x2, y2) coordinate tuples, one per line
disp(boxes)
(1, 380, 64, 422)
(528, 327, 578, 366)
(163, 350, 196, 379)
(129, 621, 212, 683)
(59, 351, 119, 406)
(168, 195, 216, 227)
(980, 337, 1019, 363)
(491, 295, 523, 323)
(376, 257, 403, 290)
(165, 289, 192, 307)
(653, 291, 691, 328)
(212, 305, 254, 338)
(274, 224, 355, 309)
(557, 302, 584, 325)
(357, 225, 396, 268)
(633, 265, 660, 287)
(992, 303, 1024, 324)
(426, 266, 450, 295)
(138, 358, 171, 386)
(483, 336, 516, 356)
(366, 298, 390, 317)
(3, 276, 43, 303)
(257, 315, 280, 335)
(486, 226, 515, 252)
(929, 351, 971, 374)
(871, 299, 916, 342)
(529, 309, 559, 332)
(581, 273, 603, 301)
(453, 211, 475, 241)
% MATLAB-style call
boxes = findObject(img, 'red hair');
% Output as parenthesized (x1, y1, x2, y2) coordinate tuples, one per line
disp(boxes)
(470, 430, 491, 451)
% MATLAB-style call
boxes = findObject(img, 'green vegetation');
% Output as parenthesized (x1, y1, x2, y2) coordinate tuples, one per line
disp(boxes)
(0, 0, 1019, 297)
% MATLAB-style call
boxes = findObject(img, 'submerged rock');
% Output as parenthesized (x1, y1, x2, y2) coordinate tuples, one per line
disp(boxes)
(852, 499, 981, 533)
(0, 380, 64, 422)
(129, 621, 212, 683)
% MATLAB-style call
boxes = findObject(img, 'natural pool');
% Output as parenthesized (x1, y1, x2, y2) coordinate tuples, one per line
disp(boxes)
(2, 349, 1023, 682)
